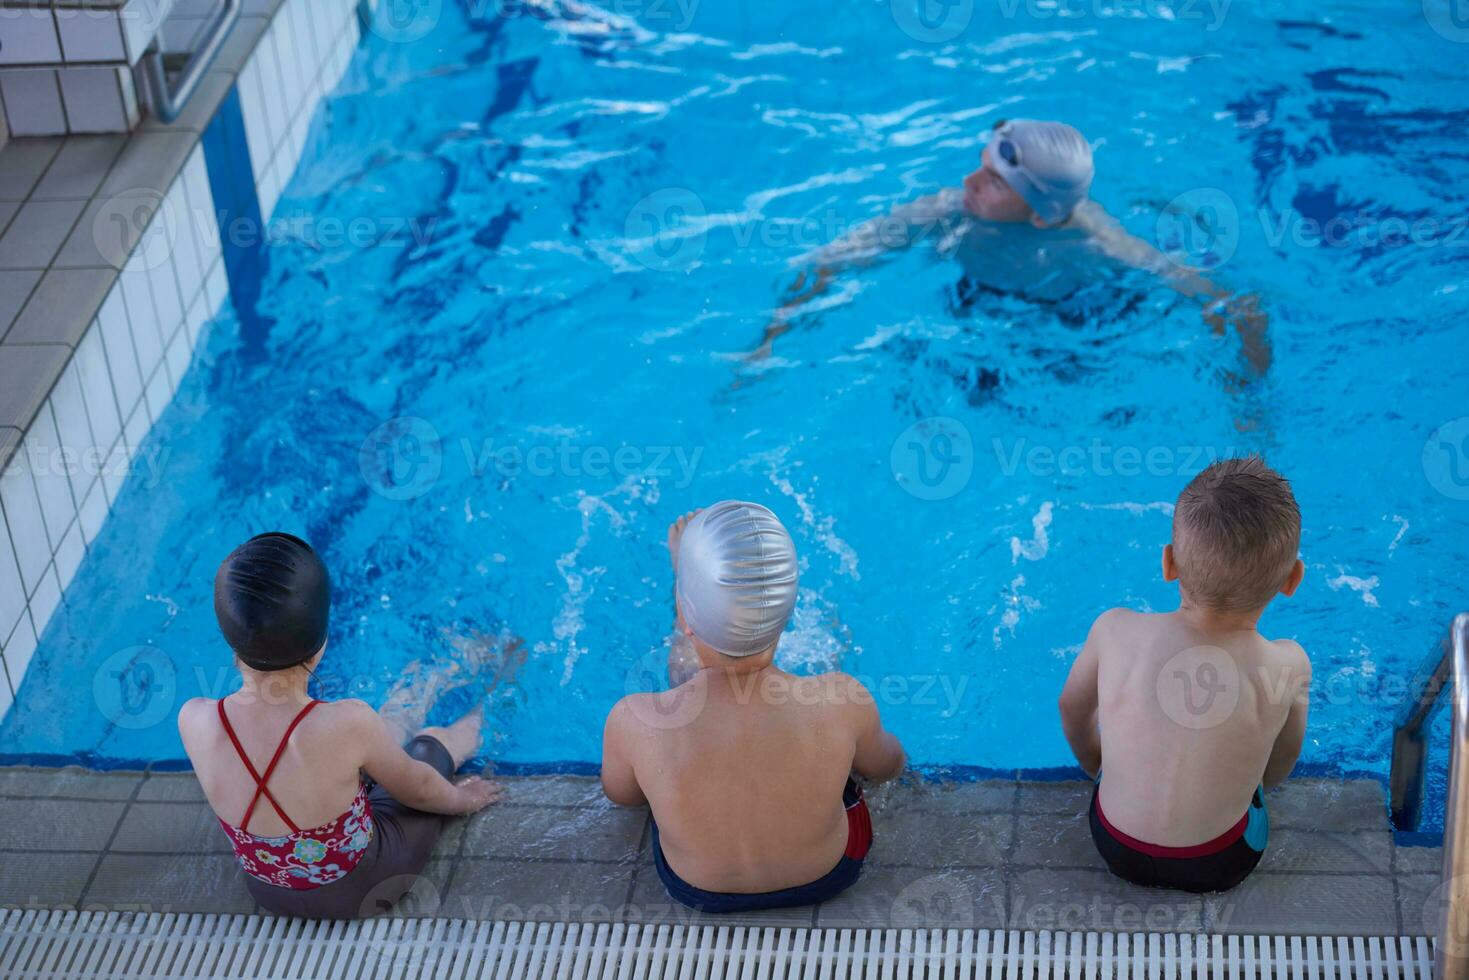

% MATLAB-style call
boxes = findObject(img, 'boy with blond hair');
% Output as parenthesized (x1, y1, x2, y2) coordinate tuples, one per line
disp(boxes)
(1058, 457, 1310, 892)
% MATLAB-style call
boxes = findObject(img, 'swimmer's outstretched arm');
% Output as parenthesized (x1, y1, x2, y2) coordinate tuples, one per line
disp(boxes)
(1075, 206, 1272, 375)
(751, 190, 966, 360)
(1057, 613, 1107, 779)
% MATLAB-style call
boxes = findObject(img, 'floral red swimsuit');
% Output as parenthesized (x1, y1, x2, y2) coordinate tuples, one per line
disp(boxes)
(216, 699, 375, 890)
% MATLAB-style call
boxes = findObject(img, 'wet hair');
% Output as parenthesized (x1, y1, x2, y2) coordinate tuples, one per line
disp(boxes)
(214, 533, 331, 671)
(1172, 457, 1301, 612)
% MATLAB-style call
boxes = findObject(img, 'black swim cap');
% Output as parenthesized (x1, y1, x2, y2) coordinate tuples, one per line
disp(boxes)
(214, 533, 331, 671)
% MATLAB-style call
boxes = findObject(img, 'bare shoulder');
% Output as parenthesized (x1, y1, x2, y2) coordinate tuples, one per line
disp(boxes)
(176, 697, 214, 742)
(1267, 637, 1311, 674)
(606, 693, 642, 725)
(806, 671, 877, 712)
(299, 700, 383, 769)
(605, 691, 671, 735)
(1090, 607, 1141, 641)
(900, 188, 962, 220)
(1094, 606, 1140, 627)
(317, 698, 382, 730)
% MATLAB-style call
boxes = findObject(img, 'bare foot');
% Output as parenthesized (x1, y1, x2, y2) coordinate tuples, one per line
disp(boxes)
(495, 636, 528, 689)
(421, 706, 483, 770)
(445, 629, 529, 693)
(667, 510, 701, 573)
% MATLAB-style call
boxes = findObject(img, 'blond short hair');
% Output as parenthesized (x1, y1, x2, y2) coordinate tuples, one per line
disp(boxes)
(1172, 456, 1301, 612)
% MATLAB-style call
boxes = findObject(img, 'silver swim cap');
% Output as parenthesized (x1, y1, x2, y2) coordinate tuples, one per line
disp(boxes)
(988, 119, 1094, 225)
(676, 501, 799, 658)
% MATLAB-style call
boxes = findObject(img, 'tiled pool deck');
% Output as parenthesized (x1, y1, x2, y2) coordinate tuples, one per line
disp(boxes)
(0, 769, 1441, 938)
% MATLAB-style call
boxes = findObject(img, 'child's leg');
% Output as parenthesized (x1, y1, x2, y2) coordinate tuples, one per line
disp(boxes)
(352, 710, 481, 903)
(370, 708, 482, 873)
(419, 705, 483, 770)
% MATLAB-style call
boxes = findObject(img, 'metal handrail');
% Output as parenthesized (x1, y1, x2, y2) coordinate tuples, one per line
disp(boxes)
(139, 0, 242, 125)
(1390, 613, 1469, 979)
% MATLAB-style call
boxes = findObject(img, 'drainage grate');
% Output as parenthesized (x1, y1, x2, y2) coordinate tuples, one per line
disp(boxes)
(0, 909, 1436, 980)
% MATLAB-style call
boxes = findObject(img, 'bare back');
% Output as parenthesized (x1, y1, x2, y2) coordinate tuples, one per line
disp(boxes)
(609, 669, 866, 893)
(1094, 611, 1308, 845)
(180, 697, 365, 836)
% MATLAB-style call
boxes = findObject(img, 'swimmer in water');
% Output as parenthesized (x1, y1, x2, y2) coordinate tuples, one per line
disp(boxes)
(600, 502, 907, 913)
(754, 118, 1270, 377)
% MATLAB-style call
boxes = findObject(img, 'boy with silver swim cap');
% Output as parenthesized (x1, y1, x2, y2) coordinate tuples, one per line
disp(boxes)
(600, 501, 907, 914)
(674, 500, 800, 658)
(967, 118, 1094, 227)
(758, 118, 1269, 377)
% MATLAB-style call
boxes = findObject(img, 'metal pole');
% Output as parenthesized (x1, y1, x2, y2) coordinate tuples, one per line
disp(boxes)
(1393, 630, 1456, 831)
(140, 0, 242, 125)
(1439, 613, 1469, 980)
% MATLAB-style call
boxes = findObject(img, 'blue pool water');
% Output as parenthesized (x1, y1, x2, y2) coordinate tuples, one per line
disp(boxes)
(4, 0, 1468, 830)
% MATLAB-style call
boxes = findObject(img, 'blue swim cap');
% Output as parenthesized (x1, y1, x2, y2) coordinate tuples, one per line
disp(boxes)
(676, 502, 799, 658)
(989, 119, 1095, 225)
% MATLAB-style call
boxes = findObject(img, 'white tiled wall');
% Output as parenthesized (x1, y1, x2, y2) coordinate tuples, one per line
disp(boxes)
(0, 143, 226, 719)
(0, 0, 174, 136)
(0, 0, 362, 716)
(236, 0, 359, 222)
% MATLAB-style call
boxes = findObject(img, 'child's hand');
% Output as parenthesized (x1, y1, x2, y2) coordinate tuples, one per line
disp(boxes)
(667, 511, 701, 571)
(454, 776, 505, 814)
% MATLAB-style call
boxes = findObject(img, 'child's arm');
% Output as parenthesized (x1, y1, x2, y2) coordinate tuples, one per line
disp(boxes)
(600, 700, 649, 807)
(847, 677, 907, 783)
(753, 191, 963, 359)
(1058, 614, 1110, 778)
(1263, 644, 1312, 788)
(1077, 206, 1271, 376)
(345, 702, 502, 815)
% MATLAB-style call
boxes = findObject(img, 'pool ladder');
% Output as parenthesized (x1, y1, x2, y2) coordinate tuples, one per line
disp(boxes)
(1391, 612, 1469, 980)
(139, 0, 243, 125)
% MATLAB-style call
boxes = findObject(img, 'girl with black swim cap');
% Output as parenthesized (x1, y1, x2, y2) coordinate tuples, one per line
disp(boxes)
(178, 532, 502, 919)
